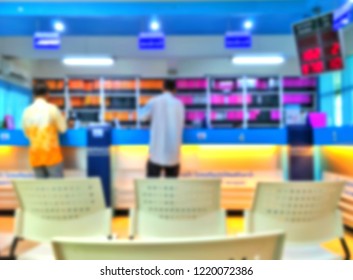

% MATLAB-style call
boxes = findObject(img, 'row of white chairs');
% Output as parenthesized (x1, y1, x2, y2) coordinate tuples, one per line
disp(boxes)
(0, 178, 350, 260)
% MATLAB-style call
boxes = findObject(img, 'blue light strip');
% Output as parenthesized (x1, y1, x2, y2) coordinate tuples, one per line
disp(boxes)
(112, 129, 288, 145)
(0, 129, 87, 147)
(6, 127, 353, 147)
(0, 2, 309, 16)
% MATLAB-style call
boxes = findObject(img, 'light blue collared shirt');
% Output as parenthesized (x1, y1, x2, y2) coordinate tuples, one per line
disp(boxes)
(139, 92, 185, 166)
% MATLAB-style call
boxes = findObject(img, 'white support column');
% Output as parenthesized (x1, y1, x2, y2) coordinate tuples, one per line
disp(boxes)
(136, 77, 141, 129)
(242, 75, 248, 129)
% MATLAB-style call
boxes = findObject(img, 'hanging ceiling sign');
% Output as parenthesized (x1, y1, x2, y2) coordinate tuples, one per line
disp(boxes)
(333, 2, 352, 30)
(225, 31, 252, 49)
(33, 32, 61, 50)
(138, 32, 165, 50)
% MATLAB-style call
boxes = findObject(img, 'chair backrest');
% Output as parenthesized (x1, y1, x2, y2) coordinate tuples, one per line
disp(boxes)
(130, 179, 226, 238)
(12, 178, 112, 242)
(53, 231, 285, 260)
(245, 181, 345, 244)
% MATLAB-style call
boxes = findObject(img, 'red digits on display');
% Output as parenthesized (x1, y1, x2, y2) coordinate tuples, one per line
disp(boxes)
(302, 64, 310, 75)
(330, 42, 340, 56)
(312, 61, 324, 73)
(329, 57, 343, 70)
(302, 47, 321, 61)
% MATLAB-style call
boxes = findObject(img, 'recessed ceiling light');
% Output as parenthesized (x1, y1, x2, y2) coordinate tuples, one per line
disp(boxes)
(62, 57, 114, 67)
(243, 20, 254, 30)
(54, 21, 65, 32)
(232, 55, 285, 65)
(150, 19, 161, 31)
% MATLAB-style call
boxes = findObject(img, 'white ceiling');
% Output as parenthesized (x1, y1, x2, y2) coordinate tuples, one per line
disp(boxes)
(0, 35, 297, 60)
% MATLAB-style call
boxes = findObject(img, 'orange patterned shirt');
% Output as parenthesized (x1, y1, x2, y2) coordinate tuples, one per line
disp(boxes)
(22, 98, 67, 167)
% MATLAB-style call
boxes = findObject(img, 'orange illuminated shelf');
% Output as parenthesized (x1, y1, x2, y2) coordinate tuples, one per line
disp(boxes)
(70, 95, 101, 108)
(33, 78, 65, 94)
(48, 96, 65, 108)
(140, 79, 164, 92)
(104, 79, 136, 92)
(68, 79, 100, 93)
(139, 95, 153, 106)
(105, 111, 136, 122)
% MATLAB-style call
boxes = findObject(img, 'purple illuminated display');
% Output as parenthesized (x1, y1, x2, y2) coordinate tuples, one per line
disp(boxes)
(283, 77, 317, 88)
(308, 112, 327, 128)
(270, 110, 281, 121)
(176, 79, 207, 90)
(226, 111, 243, 121)
(213, 80, 238, 91)
(186, 111, 205, 121)
(211, 94, 252, 105)
(248, 110, 261, 121)
(283, 94, 312, 104)
(176, 95, 193, 105)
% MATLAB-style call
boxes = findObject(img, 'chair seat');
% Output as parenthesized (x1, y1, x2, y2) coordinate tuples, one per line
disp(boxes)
(17, 236, 115, 260)
(17, 243, 55, 260)
(283, 244, 342, 260)
(0, 233, 14, 252)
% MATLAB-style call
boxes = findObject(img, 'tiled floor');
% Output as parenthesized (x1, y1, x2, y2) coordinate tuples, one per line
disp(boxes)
(1, 216, 353, 259)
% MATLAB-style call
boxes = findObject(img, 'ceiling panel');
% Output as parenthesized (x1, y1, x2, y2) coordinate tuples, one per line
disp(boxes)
(0, 0, 347, 36)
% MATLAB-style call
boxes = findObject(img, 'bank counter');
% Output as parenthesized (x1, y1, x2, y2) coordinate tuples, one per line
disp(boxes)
(1, 127, 352, 229)
(314, 127, 353, 229)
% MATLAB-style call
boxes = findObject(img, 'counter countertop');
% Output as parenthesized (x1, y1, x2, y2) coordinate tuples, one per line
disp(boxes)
(5, 127, 353, 146)
(0, 128, 288, 146)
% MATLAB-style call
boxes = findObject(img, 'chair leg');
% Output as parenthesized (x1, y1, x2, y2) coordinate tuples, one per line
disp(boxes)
(8, 237, 22, 260)
(0, 237, 21, 260)
(340, 238, 351, 260)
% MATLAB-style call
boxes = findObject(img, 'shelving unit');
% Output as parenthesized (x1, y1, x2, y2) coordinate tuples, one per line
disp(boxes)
(67, 77, 101, 124)
(176, 78, 207, 128)
(33, 75, 318, 128)
(33, 78, 66, 112)
(209, 77, 244, 128)
(139, 78, 164, 128)
(246, 76, 281, 128)
(282, 76, 317, 110)
(103, 77, 137, 128)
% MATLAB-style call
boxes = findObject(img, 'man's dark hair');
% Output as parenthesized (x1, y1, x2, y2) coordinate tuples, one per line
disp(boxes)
(164, 79, 176, 92)
(33, 82, 49, 97)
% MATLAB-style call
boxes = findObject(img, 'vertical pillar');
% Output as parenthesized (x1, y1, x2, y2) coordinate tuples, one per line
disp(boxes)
(287, 125, 314, 181)
(87, 126, 112, 206)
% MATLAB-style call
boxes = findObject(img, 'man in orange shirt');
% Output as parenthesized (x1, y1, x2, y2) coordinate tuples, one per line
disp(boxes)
(22, 82, 67, 178)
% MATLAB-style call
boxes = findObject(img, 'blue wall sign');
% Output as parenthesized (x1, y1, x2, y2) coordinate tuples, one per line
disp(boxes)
(334, 2, 352, 30)
(33, 32, 61, 50)
(138, 32, 165, 50)
(225, 32, 252, 49)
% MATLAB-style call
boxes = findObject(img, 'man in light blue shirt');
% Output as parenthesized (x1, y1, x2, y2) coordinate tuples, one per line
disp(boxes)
(139, 80, 185, 177)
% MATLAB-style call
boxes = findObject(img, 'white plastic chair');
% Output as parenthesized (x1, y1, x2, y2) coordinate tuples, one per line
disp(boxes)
(129, 179, 226, 239)
(0, 233, 14, 260)
(9, 178, 113, 260)
(245, 181, 350, 260)
(53, 231, 285, 260)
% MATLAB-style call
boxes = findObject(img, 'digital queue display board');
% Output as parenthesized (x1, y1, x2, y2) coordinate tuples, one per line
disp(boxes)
(293, 13, 344, 76)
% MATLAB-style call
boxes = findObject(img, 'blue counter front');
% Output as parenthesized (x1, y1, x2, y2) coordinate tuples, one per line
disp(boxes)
(10, 127, 353, 147)
(112, 128, 288, 145)
(314, 126, 353, 145)
(1, 128, 288, 147)
(0, 128, 87, 147)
